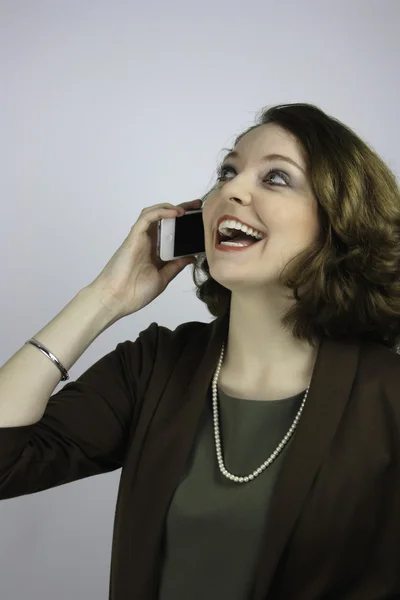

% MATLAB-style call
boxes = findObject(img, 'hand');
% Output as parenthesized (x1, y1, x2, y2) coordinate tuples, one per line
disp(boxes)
(86, 199, 203, 319)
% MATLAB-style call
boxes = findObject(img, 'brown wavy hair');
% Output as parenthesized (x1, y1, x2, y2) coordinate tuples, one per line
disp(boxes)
(191, 102, 400, 351)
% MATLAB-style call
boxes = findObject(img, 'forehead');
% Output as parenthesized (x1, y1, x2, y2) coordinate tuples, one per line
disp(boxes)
(234, 123, 304, 163)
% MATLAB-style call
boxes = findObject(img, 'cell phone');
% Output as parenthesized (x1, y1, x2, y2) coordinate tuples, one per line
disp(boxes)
(157, 208, 205, 261)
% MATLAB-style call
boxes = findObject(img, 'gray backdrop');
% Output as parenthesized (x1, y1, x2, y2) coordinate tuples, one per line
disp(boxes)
(1, 0, 399, 598)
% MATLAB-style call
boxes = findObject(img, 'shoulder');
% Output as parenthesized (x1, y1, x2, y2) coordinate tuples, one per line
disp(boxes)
(111, 319, 215, 397)
(149, 319, 217, 366)
(117, 318, 214, 364)
(361, 340, 400, 377)
(360, 340, 400, 432)
(156, 319, 213, 347)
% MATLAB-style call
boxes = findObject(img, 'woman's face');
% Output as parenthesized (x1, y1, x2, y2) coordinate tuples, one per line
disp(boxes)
(202, 123, 320, 292)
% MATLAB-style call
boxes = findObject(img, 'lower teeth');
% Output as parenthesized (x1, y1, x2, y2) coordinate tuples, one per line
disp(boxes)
(220, 240, 252, 247)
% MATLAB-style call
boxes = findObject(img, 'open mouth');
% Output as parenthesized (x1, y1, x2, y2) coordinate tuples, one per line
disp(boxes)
(215, 229, 266, 248)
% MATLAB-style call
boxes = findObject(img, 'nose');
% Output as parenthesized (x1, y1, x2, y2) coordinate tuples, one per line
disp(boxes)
(226, 193, 252, 207)
(202, 182, 252, 206)
(221, 179, 252, 206)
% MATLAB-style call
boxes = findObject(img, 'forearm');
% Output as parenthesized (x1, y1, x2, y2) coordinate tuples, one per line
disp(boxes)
(0, 286, 120, 427)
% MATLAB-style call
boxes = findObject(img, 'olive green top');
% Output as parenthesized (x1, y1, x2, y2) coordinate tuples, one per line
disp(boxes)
(158, 383, 305, 599)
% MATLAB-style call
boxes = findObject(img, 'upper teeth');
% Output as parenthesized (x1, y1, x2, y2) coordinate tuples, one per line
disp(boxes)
(218, 219, 265, 240)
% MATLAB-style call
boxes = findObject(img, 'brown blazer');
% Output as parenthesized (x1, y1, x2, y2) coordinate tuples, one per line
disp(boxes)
(1, 314, 400, 599)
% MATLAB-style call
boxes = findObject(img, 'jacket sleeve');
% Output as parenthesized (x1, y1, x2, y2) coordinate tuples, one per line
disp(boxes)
(0, 322, 159, 500)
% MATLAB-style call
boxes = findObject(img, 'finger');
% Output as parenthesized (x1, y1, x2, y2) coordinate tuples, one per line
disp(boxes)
(135, 206, 181, 234)
(141, 203, 180, 214)
(176, 199, 203, 210)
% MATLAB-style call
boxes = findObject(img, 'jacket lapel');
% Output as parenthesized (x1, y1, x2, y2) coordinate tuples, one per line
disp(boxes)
(251, 335, 361, 598)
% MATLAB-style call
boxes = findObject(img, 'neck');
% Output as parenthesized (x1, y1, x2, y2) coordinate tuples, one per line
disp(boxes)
(221, 293, 320, 387)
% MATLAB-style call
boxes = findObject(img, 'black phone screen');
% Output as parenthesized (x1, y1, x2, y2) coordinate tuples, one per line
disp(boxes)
(174, 210, 205, 257)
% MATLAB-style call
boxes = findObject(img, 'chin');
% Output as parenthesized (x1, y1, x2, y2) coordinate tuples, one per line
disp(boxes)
(209, 264, 276, 287)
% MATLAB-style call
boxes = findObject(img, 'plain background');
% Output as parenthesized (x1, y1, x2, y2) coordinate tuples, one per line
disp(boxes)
(1, 0, 399, 598)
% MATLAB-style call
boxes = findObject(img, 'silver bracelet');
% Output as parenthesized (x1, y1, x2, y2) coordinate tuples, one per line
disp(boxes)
(25, 338, 70, 381)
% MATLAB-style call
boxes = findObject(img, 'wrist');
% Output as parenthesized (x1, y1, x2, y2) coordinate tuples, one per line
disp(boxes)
(79, 285, 122, 328)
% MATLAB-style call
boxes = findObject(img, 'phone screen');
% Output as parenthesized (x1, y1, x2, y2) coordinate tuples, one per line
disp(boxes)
(174, 210, 205, 257)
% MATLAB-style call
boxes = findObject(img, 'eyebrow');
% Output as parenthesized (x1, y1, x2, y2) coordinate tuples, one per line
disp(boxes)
(223, 150, 306, 175)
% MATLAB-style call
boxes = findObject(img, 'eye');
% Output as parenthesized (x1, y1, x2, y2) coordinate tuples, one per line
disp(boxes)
(216, 164, 290, 187)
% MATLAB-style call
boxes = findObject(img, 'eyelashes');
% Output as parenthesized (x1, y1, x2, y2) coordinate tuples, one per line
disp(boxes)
(216, 164, 291, 187)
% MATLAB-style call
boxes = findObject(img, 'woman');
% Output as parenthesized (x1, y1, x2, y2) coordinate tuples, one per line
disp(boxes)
(1, 103, 399, 599)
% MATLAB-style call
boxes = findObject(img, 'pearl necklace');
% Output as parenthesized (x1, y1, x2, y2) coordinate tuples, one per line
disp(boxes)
(212, 341, 310, 484)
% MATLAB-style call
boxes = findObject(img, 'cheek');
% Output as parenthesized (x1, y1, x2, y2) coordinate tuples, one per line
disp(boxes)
(272, 204, 319, 237)
(300, 209, 321, 243)
(264, 215, 319, 259)
(202, 202, 216, 236)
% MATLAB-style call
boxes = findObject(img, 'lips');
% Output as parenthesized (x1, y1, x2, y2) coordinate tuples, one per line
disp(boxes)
(215, 214, 267, 247)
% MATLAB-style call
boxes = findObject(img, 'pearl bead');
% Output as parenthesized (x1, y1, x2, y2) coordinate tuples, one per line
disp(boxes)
(212, 341, 310, 484)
